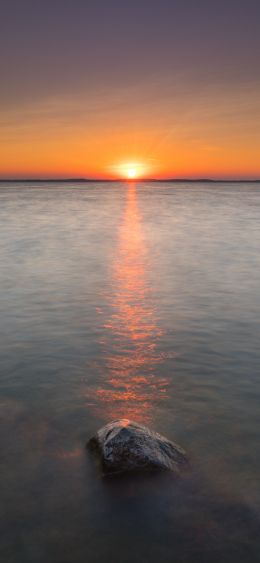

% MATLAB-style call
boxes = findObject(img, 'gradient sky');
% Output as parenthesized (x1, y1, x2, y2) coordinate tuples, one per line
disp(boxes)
(1, 0, 260, 179)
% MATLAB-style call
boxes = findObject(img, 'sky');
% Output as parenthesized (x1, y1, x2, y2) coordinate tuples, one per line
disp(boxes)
(0, 0, 260, 179)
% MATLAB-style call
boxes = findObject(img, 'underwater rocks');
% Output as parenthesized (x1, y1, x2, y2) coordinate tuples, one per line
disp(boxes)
(87, 419, 188, 475)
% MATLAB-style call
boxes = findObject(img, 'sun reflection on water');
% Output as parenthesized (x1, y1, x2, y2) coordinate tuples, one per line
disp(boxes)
(94, 184, 168, 423)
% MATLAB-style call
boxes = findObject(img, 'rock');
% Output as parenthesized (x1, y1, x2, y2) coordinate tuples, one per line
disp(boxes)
(87, 419, 188, 475)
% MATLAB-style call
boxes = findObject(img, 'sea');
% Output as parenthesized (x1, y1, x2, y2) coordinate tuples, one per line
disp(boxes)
(1, 180, 260, 562)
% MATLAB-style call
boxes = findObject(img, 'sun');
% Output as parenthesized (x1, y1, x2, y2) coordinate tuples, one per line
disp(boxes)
(110, 160, 151, 180)
(120, 162, 142, 180)
(127, 167, 137, 179)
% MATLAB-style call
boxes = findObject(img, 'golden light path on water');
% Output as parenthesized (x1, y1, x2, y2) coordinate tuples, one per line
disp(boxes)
(94, 184, 169, 424)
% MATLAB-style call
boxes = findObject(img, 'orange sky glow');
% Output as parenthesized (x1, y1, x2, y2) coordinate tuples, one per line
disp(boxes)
(1, 86, 260, 180)
(1, 1, 260, 180)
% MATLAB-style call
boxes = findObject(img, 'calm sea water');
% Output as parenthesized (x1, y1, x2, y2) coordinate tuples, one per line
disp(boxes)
(1, 181, 260, 562)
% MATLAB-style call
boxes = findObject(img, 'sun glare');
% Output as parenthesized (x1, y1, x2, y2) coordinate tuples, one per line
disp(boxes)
(127, 168, 137, 179)
(112, 161, 148, 180)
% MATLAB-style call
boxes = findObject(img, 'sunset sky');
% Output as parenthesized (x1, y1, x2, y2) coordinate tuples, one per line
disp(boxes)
(1, 0, 260, 179)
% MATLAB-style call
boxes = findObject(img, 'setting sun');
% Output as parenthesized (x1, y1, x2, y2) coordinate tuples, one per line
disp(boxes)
(127, 168, 137, 179)
(111, 161, 151, 180)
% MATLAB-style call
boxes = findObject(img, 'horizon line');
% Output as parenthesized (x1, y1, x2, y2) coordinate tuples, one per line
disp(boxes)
(1, 177, 260, 183)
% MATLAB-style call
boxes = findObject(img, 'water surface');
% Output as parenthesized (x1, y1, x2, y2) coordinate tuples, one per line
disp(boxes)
(1, 181, 260, 562)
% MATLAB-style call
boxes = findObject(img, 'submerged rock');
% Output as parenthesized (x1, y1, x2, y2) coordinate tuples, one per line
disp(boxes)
(87, 419, 188, 475)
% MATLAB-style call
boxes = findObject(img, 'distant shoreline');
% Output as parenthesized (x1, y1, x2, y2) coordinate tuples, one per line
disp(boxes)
(0, 178, 260, 183)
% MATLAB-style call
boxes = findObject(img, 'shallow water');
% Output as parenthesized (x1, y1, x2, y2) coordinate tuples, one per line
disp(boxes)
(1, 181, 260, 562)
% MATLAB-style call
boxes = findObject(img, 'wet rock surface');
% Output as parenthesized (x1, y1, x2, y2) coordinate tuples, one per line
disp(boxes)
(87, 419, 188, 475)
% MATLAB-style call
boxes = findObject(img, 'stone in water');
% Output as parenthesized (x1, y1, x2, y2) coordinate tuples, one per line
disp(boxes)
(87, 419, 188, 475)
